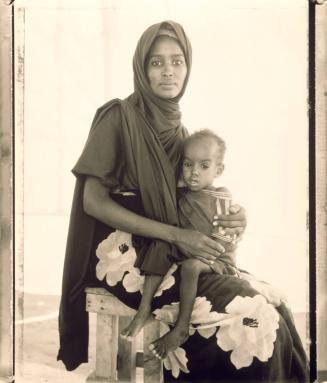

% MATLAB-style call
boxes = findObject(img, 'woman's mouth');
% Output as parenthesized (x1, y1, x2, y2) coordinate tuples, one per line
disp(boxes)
(159, 82, 176, 87)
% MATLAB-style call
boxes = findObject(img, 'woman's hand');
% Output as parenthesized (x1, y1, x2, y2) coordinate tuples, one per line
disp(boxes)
(214, 204, 247, 241)
(173, 228, 226, 265)
(84, 177, 225, 265)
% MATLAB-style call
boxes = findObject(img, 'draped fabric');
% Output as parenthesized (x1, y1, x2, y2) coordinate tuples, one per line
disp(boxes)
(57, 20, 190, 370)
(95, 222, 309, 383)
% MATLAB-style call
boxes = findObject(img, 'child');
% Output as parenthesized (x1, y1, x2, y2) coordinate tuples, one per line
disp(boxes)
(121, 129, 238, 359)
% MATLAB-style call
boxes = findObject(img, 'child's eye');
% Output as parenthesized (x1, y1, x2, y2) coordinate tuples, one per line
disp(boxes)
(183, 161, 192, 168)
(201, 163, 210, 169)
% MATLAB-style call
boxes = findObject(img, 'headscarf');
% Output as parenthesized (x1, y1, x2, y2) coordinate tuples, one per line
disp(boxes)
(127, 20, 192, 167)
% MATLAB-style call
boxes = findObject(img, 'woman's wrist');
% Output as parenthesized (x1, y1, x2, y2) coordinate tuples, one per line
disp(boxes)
(160, 224, 181, 245)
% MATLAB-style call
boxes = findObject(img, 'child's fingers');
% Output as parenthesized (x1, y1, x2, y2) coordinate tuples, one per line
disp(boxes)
(229, 204, 242, 214)
(216, 226, 245, 236)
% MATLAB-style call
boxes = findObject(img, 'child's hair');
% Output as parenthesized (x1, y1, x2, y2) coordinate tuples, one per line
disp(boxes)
(183, 129, 226, 162)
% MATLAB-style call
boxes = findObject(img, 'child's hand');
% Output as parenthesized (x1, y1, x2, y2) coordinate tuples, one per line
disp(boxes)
(213, 204, 247, 239)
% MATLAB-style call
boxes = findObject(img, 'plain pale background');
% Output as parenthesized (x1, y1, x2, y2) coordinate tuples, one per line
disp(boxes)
(15, 0, 308, 313)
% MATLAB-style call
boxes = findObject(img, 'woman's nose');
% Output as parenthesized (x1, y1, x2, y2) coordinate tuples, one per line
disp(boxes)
(162, 64, 173, 77)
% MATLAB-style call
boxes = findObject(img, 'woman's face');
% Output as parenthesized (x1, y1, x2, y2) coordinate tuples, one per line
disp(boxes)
(146, 36, 187, 99)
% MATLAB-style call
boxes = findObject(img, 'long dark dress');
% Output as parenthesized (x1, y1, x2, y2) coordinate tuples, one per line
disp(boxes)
(57, 100, 309, 382)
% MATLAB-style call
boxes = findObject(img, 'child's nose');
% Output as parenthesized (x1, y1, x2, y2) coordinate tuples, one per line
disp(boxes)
(192, 166, 199, 175)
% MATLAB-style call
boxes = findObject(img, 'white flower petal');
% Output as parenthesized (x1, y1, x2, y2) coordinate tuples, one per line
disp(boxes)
(95, 260, 110, 281)
(155, 275, 175, 297)
(197, 327, 217, 339)
(216, 326, 236, 351)
(163, 355, 172, 372)
(231, 347, 253, 369)
(105, 269, 125, 286)
(254, 337, 274, 361)
(189, 327, 196, 336)
(153, 302, 180, 325)
(164, 347, 189, 378)
(216, 295, 279, 369)
(224, 295, 244, 314)
(95, 231, 137, 285)
(190, 297, 212, 321)
(122, 269, 144, 293)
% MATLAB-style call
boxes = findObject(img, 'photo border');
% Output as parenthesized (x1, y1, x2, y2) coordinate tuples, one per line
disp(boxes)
(0, 1, 326, 381)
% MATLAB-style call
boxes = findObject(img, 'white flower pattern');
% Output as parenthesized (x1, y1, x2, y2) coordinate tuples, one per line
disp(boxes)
(95, 232, 282, 374)
(122, 263, 177, 296)
(153, 296, 226, 337)
(240, 271, 288, 307)
(96, 230, 177, 296)
(95, 231, 136, 286)
(216, 294, 279, 369)
(163, 346, 190, 378)
(159, 322, 190, 378)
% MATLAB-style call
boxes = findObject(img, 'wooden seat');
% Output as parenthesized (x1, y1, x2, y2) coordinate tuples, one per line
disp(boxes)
(85, 287, 163, 383)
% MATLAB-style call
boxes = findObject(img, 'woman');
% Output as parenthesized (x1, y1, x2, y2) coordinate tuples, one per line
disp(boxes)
(57, 21, 309, 382)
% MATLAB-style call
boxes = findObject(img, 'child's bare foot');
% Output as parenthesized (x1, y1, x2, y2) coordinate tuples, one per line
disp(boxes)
(149, 326, 189, 359)
(120, 308, 151, 341)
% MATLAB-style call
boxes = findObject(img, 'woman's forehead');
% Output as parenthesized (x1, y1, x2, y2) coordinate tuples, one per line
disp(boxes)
(148, 36, 184, 57)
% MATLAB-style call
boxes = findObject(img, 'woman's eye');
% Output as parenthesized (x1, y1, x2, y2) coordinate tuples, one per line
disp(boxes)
(173, 59, 184, 65)
(151, 60, 162, 67)
(183, 162, 192, 168)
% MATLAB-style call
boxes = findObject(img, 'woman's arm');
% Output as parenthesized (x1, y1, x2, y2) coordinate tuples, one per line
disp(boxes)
(83, 176, 225, 263)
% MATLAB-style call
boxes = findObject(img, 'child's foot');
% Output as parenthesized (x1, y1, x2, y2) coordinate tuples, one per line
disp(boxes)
(149, 326, 189, 359)
(120, 309, 151, 341)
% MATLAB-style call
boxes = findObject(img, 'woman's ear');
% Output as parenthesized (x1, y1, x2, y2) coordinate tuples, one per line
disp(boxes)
(216, 163, 225, 176)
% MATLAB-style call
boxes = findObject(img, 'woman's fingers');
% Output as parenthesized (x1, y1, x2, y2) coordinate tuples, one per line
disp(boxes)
(221, 241, 238, 253)
(194, 256, 216, 266)
(175, 229, 226, 261)
(203, 235, 225, 253)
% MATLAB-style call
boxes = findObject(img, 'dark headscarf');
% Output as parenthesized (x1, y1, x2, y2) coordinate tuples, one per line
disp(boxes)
(127, 20, 192, 166)
(130, 21, 192, 128)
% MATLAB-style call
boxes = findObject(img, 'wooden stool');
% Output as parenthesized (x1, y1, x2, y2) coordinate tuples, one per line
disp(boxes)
(85, 287, 163, 383)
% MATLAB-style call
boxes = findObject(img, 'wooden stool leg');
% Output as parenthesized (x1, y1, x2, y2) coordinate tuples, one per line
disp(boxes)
(118, 316, 136, 382)
(87, 313, 119, 382)
(143, 320, 163, 383)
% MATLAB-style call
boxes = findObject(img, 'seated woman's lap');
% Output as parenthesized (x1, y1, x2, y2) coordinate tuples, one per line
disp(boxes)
(86, 195, 308, 382)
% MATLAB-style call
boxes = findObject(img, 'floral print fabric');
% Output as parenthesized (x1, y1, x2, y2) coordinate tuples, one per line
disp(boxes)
(96, 230, 309, 382)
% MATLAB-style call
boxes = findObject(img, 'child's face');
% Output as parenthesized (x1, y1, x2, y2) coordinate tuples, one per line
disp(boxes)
(182, 138, 224, 192)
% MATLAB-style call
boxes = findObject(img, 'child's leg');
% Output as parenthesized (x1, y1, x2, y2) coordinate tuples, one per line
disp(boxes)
(121, 274, 163, 340)
(177, 259, 212, 330)
(150, 259, 212, 358)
